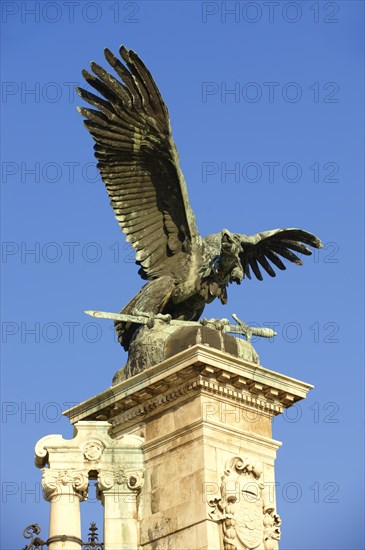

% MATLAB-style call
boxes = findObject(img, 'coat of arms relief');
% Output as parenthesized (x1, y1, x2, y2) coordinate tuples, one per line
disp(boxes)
(209, 456, 282, 550)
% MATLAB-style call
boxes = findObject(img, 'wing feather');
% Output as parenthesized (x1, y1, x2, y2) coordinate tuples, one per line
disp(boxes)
(78, 46, 200, 281)
(257, 255, 276, 277)
(271, 245, 303, 265)
(236, 228, 322, 281)
(265, 250, 286, 271)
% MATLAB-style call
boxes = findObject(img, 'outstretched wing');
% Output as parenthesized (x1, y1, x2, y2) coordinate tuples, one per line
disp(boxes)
(236, 228, 322, 281)
(77, 46, 200, 280)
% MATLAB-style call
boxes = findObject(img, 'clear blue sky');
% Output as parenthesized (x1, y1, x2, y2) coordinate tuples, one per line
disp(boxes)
(1, 1, 364, 549)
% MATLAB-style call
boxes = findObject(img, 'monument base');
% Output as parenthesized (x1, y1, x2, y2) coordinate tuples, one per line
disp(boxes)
(113, 324, 260, 383)
(62, 342, 312, 549)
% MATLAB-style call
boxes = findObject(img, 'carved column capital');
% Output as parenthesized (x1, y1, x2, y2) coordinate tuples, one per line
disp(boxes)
(35, 422, 144, 550)
(42, 468, 89, 501)
(97, 468, 144, 495)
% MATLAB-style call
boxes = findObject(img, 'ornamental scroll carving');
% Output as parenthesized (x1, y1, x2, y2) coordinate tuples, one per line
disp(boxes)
(98, 468, 144, 493)
(42, 468, 89, 501)
(209, 456, 281, 550)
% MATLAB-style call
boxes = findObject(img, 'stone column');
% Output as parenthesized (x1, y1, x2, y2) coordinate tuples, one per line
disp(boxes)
(42, 469, 88, 550)
(35, 422, 144, 549)
(98, 469, 144, 550)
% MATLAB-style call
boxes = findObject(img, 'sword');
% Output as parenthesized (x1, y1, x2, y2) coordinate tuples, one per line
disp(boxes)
(84, 310, 276, 340)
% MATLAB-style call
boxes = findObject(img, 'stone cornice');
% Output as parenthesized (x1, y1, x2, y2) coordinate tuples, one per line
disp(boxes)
(109, 376, 285, 437)
(63, 345, 313, 425)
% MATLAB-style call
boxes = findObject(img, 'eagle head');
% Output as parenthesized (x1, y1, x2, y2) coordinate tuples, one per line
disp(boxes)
(221, 229, 244, 284)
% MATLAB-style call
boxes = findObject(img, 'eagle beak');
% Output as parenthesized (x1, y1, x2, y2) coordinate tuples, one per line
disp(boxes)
(221, 229, 233, 244)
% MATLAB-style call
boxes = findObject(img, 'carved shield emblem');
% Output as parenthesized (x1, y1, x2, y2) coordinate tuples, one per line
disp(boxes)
(234, 481, 264, 549)
(209, 456, 280, 550)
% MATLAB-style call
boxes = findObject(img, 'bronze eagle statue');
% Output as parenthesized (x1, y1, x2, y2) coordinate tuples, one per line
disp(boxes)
(77, 46, 322, 350)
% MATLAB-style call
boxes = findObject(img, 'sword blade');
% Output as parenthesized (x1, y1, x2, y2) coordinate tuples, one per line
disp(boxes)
(83, 311, 276, 338)
(84, 310, 199, 327)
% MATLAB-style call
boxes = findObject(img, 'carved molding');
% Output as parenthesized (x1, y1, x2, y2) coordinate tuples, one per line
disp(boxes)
(34, 422, 144, 470)
(42, 468, 89, 501)
(109, 376, 285, 430)
(64, 346, 313, 426)
(209, 456, 281, 550)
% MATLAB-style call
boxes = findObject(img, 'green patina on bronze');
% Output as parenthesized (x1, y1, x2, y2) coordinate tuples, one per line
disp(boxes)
(78, 46, 322, 378)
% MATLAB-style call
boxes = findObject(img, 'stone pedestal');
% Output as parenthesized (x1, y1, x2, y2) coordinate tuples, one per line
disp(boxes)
(63, 344, 312, 549)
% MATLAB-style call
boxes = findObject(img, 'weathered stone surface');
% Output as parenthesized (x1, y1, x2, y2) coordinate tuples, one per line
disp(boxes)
(35, 422, 144, 550)
(113, 324, 259, 384)
(62, 345, 313, 549)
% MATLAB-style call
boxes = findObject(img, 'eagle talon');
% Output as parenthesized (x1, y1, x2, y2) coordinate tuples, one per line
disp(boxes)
(158, 313, 172, 324)
(147, 315, 155, 329)
(131, 310, 172, 328)
(200, 318, 230, 332)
